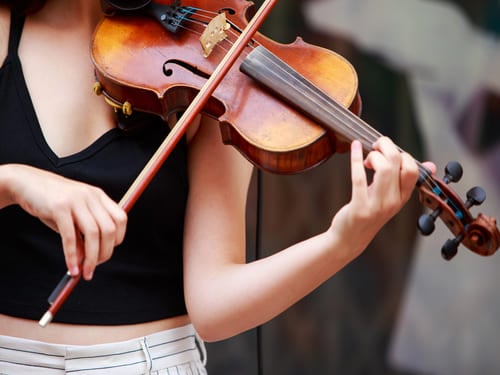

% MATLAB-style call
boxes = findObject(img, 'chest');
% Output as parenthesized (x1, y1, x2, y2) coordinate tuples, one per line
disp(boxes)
(18, 23, 115, 158)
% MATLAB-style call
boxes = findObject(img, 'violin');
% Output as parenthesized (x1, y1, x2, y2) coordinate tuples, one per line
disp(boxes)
(39, 0, 499, 326)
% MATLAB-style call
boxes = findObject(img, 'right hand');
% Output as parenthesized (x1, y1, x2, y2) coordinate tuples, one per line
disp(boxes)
(1, 164, 127, 280)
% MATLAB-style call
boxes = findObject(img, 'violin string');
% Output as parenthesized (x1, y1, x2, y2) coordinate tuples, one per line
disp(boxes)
(220, 30, 438, 188)
(198, 12, 439, 198)
(239, 45, 434, 173)
(208, 20, 385, 146)
(178, 11, 437, 189)
(192, 13, 435, 187)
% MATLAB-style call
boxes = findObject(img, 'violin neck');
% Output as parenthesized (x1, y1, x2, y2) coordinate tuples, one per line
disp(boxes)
(240, 46, 380, 149)
(240, 45, 429, 179)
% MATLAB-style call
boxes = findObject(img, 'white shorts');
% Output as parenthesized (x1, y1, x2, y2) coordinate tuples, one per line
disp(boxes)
(0, 324, 207, 374)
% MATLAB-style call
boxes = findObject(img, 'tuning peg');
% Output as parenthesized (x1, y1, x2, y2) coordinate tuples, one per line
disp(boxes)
(441, 233, 464, 260)
(418, 162, 463, 236)
(443, 161, 463, 183)
(418, 208, 441, 235)
(465, 186, 486, 208)
(438, 187, 487, 260)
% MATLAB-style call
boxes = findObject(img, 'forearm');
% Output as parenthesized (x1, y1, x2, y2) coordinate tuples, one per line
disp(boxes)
(186, 228, 356, 342)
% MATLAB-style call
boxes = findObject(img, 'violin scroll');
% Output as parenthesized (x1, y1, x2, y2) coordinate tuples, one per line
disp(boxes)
(417, 161, 500, 260)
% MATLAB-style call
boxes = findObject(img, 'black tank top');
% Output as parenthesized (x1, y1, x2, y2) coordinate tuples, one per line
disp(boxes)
(0, 12, 189, 324)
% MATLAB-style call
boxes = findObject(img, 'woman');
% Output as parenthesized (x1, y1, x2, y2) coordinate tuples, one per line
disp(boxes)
(0, 0, 431, 373)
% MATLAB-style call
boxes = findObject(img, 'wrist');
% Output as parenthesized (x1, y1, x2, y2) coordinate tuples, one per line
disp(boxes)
(0, 164, 22, 208)
(323, 224, 365, 266)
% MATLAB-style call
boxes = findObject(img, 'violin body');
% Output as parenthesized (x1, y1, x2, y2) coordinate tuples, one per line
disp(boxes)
(92, 0, 361, 174)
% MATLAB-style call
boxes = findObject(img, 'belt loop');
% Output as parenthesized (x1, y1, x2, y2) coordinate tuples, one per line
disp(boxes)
(140, 337, 153, 374)
(194, 331, 207, 366)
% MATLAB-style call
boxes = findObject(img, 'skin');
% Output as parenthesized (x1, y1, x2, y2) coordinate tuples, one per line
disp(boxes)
(0, 0, 434, 344)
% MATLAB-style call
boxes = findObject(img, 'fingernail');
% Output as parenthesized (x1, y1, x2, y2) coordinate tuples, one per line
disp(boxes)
(71, 266, 80, 276)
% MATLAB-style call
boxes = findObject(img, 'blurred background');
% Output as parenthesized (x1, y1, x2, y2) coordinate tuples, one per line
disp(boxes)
(205, 0, 500, 373)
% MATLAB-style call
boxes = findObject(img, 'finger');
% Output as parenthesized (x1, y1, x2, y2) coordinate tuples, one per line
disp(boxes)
(98, 194, 128, 246)
(350, 140, 368, 203)
(371, 136, 401, 167)
(87, 194, 127, 265)
(399, 152, 419, 201)
(72, 203, 100, 281)
(55, 211, 81, 276)
(422, 161, 436, 175)
(86, 202, 116, 265)
(364, 148, 401, 201)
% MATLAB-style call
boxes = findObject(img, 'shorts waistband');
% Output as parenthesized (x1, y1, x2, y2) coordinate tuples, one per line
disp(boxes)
(0, 324, 206, 374)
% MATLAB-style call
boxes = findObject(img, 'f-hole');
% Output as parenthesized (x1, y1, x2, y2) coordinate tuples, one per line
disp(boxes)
(163, 59, 211, 79)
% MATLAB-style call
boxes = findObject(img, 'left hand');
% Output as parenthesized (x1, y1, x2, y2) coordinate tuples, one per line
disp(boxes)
(328, 137, 430, 260)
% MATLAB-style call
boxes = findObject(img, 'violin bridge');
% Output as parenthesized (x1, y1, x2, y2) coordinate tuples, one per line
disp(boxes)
(200, 13, 230, 58)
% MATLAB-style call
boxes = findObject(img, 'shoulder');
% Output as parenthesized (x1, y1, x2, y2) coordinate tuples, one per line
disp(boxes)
(0, 5, 10, 64)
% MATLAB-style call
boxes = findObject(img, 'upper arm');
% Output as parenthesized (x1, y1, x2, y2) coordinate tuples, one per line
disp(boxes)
(182, 115, 253, 304)
(0, 6, 10, 65)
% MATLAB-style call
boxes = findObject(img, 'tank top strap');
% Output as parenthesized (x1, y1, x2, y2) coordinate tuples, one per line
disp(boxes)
(7, 11, 25, 56)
